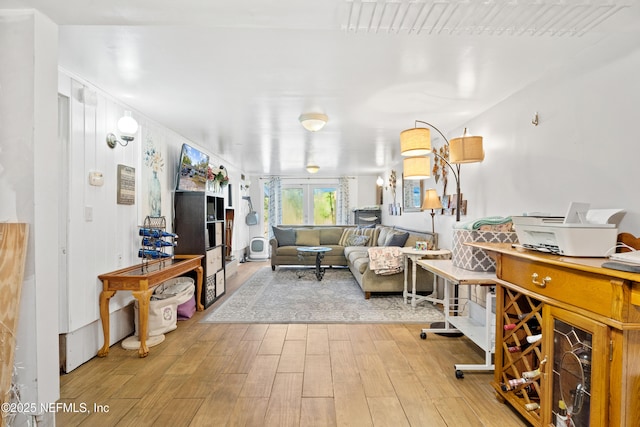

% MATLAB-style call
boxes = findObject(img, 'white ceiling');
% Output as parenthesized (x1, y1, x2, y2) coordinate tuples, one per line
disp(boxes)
(2, 0, 638, 177)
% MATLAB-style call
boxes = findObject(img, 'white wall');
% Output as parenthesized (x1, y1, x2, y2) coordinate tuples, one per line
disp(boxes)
(0, 10, 59, 426)
(386, 34, 640, 250)
(57, 70, 246, 372)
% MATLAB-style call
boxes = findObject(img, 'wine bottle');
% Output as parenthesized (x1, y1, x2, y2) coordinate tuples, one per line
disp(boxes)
(504, 318, 541, 333)
(138, 249, 172, 259)
(500, 377, 532, 391)
(507, 336, 542, 353)
(139, 228, 178, 238)
(522, 368, 541, 379)
(142, 237, 177, 247)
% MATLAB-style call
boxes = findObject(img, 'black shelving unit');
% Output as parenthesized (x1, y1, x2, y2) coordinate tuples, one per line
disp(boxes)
(174, 191, 226, 308)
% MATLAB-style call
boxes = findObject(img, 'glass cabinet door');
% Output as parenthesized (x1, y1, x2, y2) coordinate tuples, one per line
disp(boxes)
(544, 306, 609, 426)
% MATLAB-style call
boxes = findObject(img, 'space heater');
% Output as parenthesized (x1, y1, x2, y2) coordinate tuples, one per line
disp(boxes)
(248, 237, 269, 261)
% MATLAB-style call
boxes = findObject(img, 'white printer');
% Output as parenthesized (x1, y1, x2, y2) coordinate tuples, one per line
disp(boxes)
(512, 203, 625, 257)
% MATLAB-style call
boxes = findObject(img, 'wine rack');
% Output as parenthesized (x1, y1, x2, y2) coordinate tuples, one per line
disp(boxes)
(138, 216, 176, 270)
(494, 287, 545, 424)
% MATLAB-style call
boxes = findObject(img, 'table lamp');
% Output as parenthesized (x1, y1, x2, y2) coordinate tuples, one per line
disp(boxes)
(421, 189, 443, 233)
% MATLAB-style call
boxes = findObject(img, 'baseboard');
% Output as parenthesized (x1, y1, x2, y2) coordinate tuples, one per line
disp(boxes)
(59, 304, 134, 373)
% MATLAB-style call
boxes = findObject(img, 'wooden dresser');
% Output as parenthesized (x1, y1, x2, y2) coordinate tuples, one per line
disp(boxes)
(470, 243, 640, 427)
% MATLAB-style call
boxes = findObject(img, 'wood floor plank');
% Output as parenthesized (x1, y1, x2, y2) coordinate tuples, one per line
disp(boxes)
(300, 397, 336, 427)
(278, 340, 306, 373)
(264, 372, 303, 427)
(432, 396, 485, 427)
(285, 324, 308, 341)
(302, 354, 333, 397)
(152, 398, 204, 427)
(240, 354, 280, 397)
(188, 373, 247, 426)
(373, 339, 413, 374)
(226, 397, 270, 427)
(355, 353, 396, 398)
(329, 340, 360, 383)
(366, 396, 410, 427)
(258, 324, 287, 355)
(225, 340, 261, 374)
(387, 370, 448, 427)
(306, 327, 330, 355)
(333, 381, 373, 427)
(327, 324, 350, 341)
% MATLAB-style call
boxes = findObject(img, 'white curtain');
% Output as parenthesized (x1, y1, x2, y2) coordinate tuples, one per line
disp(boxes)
(267, 177, 281, 239)
(337, 177, 351, 225)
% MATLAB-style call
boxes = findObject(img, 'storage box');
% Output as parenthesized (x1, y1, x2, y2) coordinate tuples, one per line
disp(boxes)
(452, 229, 518, 272)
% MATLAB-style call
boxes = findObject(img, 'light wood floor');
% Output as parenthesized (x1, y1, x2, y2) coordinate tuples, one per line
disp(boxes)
(57, 261, 528, 426)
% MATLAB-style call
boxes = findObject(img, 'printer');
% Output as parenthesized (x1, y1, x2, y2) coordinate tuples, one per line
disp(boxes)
(512, 203, 625, 257)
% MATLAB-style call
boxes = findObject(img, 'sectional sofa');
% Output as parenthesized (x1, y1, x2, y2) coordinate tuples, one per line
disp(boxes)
(269, 224, 444, 298)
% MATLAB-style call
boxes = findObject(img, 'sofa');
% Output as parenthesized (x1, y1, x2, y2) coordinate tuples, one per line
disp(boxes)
(269, 224, 445, 299)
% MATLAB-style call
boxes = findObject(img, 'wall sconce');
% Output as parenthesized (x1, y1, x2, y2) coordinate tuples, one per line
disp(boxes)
(306, 165, 320, 174)
(240, 179, 251, 191)
(106, 111, 139, 148)
(400, 120, 484, 221)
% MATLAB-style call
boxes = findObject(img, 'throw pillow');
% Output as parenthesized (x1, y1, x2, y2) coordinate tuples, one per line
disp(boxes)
(377, 226, 392, 246)
(296, 229, 320, 246)
(385, 231, 409, 247)
(272, 226, 296, 246)
(319, 227, 344, 245)
(345, 234, 370, 247)
(338, 228, 357, 246)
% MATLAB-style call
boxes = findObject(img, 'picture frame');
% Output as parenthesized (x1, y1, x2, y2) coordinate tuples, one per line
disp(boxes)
(402, 177, 423, 212)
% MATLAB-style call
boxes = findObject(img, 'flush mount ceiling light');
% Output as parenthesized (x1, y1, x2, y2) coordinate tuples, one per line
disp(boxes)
(306, 165, 320, 174)
(106, 111, 139, 148)
(299, 113, 328, 132)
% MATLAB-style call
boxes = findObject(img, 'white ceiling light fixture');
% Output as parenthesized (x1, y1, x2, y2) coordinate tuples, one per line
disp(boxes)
(299, 113, 328, 132)
(306, 165, 320, 174)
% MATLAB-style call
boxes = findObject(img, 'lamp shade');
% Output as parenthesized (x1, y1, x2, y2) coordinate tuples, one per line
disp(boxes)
(299, 113, 328, 132)
(117, 111, 139, 140)
(306, 165, 320, 174)
(400, 127, 431, 156)
(403, 156, 430, 180)
(421, 189, 443, 210)
(449, 129, 484, 163)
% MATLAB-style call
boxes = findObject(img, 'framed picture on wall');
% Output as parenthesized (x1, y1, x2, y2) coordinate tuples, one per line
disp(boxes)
(402, 177, 423, 212)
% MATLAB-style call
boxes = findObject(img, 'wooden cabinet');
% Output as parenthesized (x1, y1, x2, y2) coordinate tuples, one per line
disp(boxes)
(174, 191, 225, 308)
(472, 243, 640, 427)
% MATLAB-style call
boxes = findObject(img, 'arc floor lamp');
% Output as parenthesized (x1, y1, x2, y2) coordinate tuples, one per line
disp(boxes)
(400, 120, 484, 221)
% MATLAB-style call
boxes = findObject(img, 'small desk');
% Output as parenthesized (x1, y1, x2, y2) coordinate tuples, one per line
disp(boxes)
(97, 255, 203, 358)
(400, 248, 451, 307)
(416, 259, 497, 377)
(296, 247, 332, 281)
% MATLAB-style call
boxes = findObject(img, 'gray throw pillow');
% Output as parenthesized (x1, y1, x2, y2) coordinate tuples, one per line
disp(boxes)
(272, 226, 296, 246)
(385, 231, 409, 247)
(345, 234, 370, 247)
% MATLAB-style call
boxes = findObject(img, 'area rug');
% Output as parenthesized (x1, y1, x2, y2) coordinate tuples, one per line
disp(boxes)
(201, 267, 444, 324)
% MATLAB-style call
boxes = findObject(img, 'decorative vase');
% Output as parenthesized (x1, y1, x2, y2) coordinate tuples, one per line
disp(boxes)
(149, 171, 161, 216)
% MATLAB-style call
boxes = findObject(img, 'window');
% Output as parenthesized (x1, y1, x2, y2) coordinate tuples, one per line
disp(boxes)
(282, 183, 337, 225)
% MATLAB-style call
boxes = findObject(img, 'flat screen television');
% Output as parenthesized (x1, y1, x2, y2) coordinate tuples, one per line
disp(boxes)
(176, 143, 210, 192)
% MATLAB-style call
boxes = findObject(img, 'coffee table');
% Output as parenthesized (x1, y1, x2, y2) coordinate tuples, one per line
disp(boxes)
(296, 246, 332, 281)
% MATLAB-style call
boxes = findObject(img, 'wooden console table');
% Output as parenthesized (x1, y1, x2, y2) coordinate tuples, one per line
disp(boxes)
(97, 254, 203, 358)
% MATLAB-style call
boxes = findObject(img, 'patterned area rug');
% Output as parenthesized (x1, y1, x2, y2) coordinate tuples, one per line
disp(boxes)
(201, 267, 444, 324)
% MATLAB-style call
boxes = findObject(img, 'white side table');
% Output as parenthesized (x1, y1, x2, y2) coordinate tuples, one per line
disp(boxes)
(400, 247, 451, 307)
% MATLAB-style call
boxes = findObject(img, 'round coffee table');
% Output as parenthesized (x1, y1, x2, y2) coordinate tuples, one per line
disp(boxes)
(296, 246, 332, 281)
